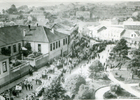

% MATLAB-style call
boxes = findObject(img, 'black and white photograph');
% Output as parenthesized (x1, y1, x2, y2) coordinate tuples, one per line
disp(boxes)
(1, 0, 140, 99)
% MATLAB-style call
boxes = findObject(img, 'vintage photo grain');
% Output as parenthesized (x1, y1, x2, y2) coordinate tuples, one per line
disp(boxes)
(0, 0, 140, 100)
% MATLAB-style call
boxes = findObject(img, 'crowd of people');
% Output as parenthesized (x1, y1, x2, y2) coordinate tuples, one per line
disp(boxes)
(1, 52, 95, 100)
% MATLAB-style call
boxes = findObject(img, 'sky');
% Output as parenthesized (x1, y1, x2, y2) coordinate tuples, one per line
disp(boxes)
(0, 0, 140, 13)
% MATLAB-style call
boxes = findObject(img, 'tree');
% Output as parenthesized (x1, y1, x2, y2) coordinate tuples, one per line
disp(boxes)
(80, 6, 85, 11)
(2, 9, 5, 14)
(132, 11, 140, 21)
(75, 84, 95, 99)
(65, 74, 86, 94)
(43, 80, 66, 100)
(112, 39, 129, 57)
(7, 4, 18, 14)
(40, 7, 45, 11)
(89, 60, 103, 79)
(129, 55, 140, 68)
(31, 16, 37, 21)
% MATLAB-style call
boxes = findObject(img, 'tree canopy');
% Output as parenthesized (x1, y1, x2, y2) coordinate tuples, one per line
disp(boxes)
(75, 84, 95, 99)
(65, 74, 86, 94)
(43, 80, 66, 100)
(112, 38, 129, 57)
(6, 4, 18, 14)
(89, 60, 103, 79)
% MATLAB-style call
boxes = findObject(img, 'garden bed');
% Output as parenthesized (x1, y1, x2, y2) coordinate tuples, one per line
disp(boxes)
(104, 89, 139, 99)
(111, 70, 140, 84)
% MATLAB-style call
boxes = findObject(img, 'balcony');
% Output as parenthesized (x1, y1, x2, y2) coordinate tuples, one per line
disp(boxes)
(10, 60, 30, 72)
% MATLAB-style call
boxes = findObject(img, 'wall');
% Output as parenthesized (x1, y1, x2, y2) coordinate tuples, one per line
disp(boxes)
(49, 38, 68, 60)
(35, 54, 49, 68)
(28, 42, 49, 54)
(0, 59, 9, 79)
(0, 63, 30, 89)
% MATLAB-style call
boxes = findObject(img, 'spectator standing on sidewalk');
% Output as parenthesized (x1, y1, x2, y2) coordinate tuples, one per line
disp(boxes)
(27, 82, 31, 90)
(30, 83, 33, 90)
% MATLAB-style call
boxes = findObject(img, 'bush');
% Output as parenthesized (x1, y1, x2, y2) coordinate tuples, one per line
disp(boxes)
(102, 73, 109, 80)
(75, 84, 95, 100)
(65, 74, 86, 94)
(110, 83, 121, 94)
(104, 91, 117, 99)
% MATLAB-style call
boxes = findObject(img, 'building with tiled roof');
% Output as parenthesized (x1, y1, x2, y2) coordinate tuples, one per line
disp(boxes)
(24, 26, 69, 59)
(100, 27, 125, 41)
(86, 25, 107, 39)
(0, 25, 24, 56)
(121, 29, 140, 49)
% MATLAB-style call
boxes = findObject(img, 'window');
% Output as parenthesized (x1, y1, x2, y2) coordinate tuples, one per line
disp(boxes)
(63, 39, 65, 45)
(2, 61, 7, 73)
(56, 42, 58, 49)
(13, 44, 16, 53)
(8, 46, 11, 55)
(38, 44, 41, 52)
(53, 43, 55, 50)
(50, 44, 52, 51)
(66, 38, 67, 44)
(1, 47, 6, 55)
(59, 41, 60, 47)
(18, 43, 21, 51)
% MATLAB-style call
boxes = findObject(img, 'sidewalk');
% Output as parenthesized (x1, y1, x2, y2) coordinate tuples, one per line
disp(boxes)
(95, 86, 110, 100)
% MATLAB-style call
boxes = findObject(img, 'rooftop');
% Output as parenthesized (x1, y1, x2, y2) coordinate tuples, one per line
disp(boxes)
(24, 26, 68, 43)
(0, 25, 23, 47)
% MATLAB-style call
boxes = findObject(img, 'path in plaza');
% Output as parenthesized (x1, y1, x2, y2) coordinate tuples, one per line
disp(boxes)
(95, 86, 110, 100)
(108, 71, 140, 98)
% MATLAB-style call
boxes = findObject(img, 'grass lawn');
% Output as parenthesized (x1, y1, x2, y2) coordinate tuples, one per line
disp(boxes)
(111, 70, 140, 84)
(86, 78, 111, 90)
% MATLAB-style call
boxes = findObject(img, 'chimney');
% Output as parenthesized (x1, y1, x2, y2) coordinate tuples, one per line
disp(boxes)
(51, 28, 54, 34)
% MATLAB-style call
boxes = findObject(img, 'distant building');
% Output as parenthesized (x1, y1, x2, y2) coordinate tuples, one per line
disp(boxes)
(100, 27, 125, 41)
(8, 14, 19, 20)
(0, 22, 4, 27)
(76, 11, 90, 19)
(4, 21, 16, 26)
(36, 16, 46, 22)
(30, 9, 44, 17)
(27, 16, 33, 22)
(121, 29, 140, 49)
(99, 19, 112, 26)
(123, 21, 140, 30)
(35, 19, 49, 26)
(86, 25, 107, 39)
(15, 20, 25, 25)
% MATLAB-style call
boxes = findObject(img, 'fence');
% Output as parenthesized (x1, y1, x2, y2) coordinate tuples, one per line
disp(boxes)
(24, 53, 49, 68)
(11, 62, 30, 72)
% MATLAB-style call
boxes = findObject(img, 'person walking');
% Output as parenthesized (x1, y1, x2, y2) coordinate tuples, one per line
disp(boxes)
(24, 80, 28, 90)
(27, 82, 31, 90)
(30, 83, 33, 90)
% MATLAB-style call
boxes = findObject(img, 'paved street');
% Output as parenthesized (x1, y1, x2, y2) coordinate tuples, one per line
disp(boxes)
(13, 66, 51, 100)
